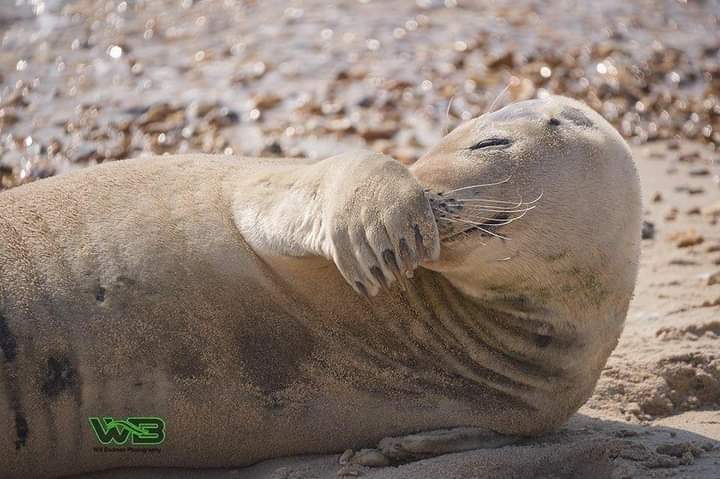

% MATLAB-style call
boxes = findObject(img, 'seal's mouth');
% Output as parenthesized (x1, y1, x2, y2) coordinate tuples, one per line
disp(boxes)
(426, 189, 514, 245)
(425, 183, 541, 247)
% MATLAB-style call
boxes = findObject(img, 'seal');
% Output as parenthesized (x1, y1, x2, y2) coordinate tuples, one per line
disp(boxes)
(0, 95, 641, 477)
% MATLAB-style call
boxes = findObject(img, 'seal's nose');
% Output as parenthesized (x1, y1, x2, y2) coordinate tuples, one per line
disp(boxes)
(408, 153, 463, 194)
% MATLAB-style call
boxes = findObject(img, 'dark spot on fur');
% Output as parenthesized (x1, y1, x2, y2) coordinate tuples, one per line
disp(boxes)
(548, 117, 561, 126)
(355, 281, 368, 297)
(561, 107, 595, 128)
(41, 356, 78, 398)
(95, 286, 106, 302)
(534, 334, 552, 348)
(170, 350, 208, 380)
(0, 312, 17, 362)
(0, 307, 28, 449)
(233, 303, 316, 400)
(14, 412, 28, 449)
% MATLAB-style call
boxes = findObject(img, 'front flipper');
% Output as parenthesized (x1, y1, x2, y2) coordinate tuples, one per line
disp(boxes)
(319, 151, 440, 296)
(232, 150, 439, 296)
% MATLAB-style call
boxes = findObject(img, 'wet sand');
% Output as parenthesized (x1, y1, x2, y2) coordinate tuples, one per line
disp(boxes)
(1, 1, 719, 478)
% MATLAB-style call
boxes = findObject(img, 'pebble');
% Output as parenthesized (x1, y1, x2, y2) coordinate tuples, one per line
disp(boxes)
(669, 258, 698, 266)
(656, 442, 705, 459)
(641, 221, 655, 240)
(338, 449, 354, 465)
(136, 103, 177, 127)
(358, 123, 399, 142)
(675, 185, 705, 195)
(664, 208, 678, 221)
(0, 89, 28, 109)
(670, 229, 704, 248)
(336, 465, 361, 477)
(688, 166, 710, 176)
(70, 144, 98, 163)
(252, 94, 283, 110)
(0, 108, 20, 128)
(678, 152, 701, 163)
(701, 297, 720, 307)
(350, 449, 390, 467)
(260, 140, 284, 157)
(702, 202, 720, 220)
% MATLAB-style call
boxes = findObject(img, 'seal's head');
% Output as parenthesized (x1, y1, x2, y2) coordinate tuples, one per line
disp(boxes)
(410, 94, 641, 336)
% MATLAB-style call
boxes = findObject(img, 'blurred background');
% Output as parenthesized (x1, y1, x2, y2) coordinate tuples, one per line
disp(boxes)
(0, 0, 718, 188)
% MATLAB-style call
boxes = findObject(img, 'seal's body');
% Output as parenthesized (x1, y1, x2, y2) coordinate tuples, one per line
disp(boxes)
(0, 96, 641, 477)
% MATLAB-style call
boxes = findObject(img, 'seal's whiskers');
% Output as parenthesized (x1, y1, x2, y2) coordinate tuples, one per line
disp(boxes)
(449, 209, 530, 227)
(445, 204, 537, 214)
(428, 183, 540, 243)
(457, 194, 541, 204)
(451, 197, 525, 206)
(437, 217, 511, 241)
(440, 176, 512, 195)
(435, 217, 488, 245)
(449, 191, 543, 204)
(446, 217, 511, 240)
(485, 79, 513, 114)
(441, 95, 456, 137)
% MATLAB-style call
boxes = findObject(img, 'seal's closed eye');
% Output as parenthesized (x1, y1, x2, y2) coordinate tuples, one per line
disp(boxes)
(468, 138, 512, 150)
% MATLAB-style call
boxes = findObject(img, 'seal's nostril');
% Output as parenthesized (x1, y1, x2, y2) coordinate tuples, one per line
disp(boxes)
(548, 117, 561, 127)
